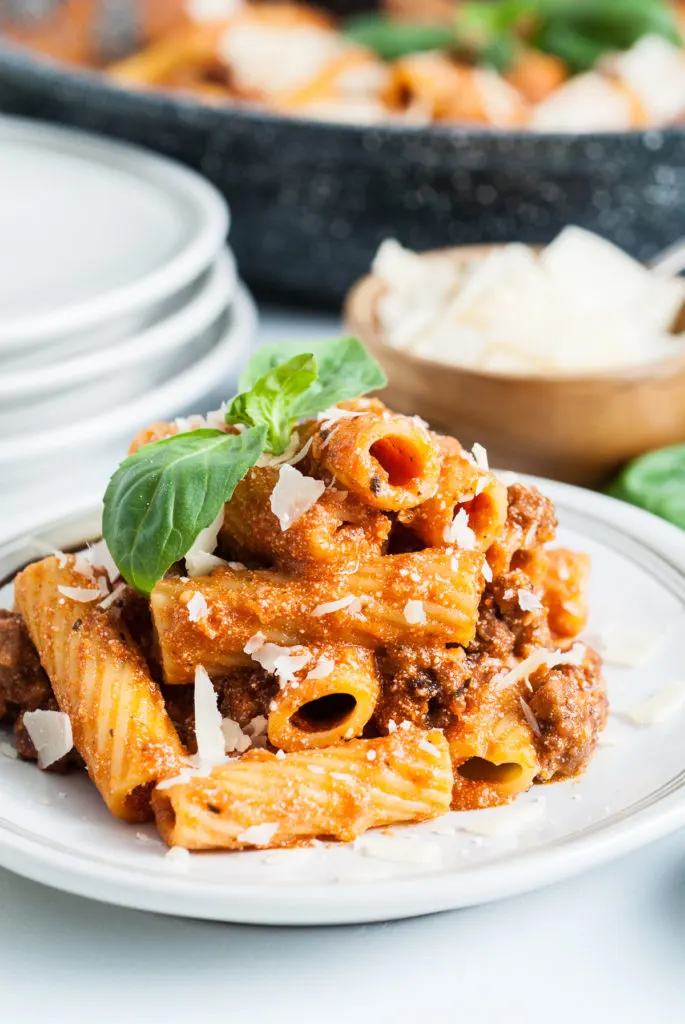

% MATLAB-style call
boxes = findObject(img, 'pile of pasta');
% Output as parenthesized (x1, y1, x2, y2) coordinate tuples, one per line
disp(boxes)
(12, 399, 607, 850)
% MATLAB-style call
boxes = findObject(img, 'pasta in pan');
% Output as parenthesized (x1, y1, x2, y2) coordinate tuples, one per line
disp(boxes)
(1, 336, 607, 854)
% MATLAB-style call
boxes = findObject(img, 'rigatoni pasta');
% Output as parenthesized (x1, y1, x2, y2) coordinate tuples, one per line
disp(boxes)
(152, 726, 452, 849)
(13, 556, 185, 821)
(4, 337, 607, 854)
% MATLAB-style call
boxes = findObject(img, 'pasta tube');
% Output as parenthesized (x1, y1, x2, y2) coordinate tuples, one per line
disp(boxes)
(448, 689, 539, 810)
(152, 726, 452, 849)
(399, 435, 507, 551)
(108, 23, 225, 87)
(220, 465, 390, 570)
(14, 557, 185, 822)
(309, 411, 441, 510)
(151, 548, 485, 683)
(267, 645, 380, 751)
(542, 548, 590, 641)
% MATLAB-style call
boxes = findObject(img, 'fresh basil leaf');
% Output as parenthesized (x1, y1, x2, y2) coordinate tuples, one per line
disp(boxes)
(103, 426, 266, 595)
(344, 13, 456, 61)
(608, 444, 685, 530)
(239, 337, 387, 420)
(226, 352, 318, 455)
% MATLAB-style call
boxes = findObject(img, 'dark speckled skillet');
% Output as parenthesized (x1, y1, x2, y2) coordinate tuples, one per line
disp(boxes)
(1, 41, 684, 306)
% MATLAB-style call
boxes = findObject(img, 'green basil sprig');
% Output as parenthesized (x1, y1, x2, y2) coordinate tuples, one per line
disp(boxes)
(103, 337, 386, 594)
(608, 444, 685, 530)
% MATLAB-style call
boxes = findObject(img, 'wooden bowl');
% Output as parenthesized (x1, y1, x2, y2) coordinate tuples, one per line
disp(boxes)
(345, 244, 685, 487)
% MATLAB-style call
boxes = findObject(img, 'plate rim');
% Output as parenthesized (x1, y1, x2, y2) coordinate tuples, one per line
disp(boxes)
(1, 480, 685, 926)
(0, 114, 229, 350)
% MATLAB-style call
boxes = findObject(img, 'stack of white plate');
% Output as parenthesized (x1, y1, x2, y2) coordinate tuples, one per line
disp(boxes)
(0, 116, 256, 521)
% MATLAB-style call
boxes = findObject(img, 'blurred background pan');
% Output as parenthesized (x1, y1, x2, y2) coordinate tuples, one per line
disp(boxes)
(0, 1, 684, 305)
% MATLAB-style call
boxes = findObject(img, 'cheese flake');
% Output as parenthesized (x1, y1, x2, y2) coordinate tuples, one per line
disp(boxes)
(87, 539, 120, 583)
(403, 599, 427, 625)
(517, 589, 543, 613)
(186, 591, 209, 623)
(244, 631, 266, 655)
(471, 442, 489, 470)
(23, 710, 73, 769)
(99, 582, 127, 611)
(355, 834, 442, 868)
(185, 508, 227, 577)
(495, 643, 585, 690)
(164, 846, 191, 869)
(519, 697, 542, 736)
(191, 665, 226, 769)
(482, 561, 493, 583)
(221, 717, 252, 754)
(270, 464, 325, 531)
(0, 741, 18, 760)
(237, 822, 279, 847)
(625, 681, 685, 727)
(443, 508, 476, 549)
(306, 655, 336, 680)
(57, 585, 100, 603)
(312, 594, 361, 617)
(418, 738, 441, 757)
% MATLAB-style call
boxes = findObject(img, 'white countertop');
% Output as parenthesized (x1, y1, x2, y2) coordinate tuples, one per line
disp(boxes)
(1, 306, 683, 1022)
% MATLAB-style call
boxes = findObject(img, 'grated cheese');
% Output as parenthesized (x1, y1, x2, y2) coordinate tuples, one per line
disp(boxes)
(185, 508, 227, 577)
(164, 846, 191, 869)
(482, 561, 493, 583)
(517, 589, 543, 613)
(399, 720, 412, 731)
(366, 750, 377, 762)
(186, 591, 209, 623)
(191, 665, 226, 769)
(418, 738, 441, 757)
(387, 719, 397, 734)
(221, 717, 252, 754)
(98, 582, 126, 611)
(312, 594, 361, 617)
(443, 508, 476, 549)
(248, 639, 312, 687)
(237, 822, 279, 847)
(275, 749, 286, 760)
(0, 741, 18, 760)
(355, 833, 442, 868)
(87, 539, 120, 583)
(244, 631, 266, 655)
(307, 764, 325, 774)
(625, 681, 685, 727)
(519, 697, 542, 736)
(23, 710, 73, 769)
(471, 442, 489, 471)
(495, 643, 585, 690)
(228, 561, 247, 571)
(57, 585, 100, 603)
(244, 715, 269, 748)
(403, 599, 426, 625)
(270, 464, 325, 531)
(306, 655, 336, 680)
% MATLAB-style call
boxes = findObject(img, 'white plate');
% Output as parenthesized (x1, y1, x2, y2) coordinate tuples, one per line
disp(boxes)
(0, 481, 684, 926)
(0, 283, 256, 482)
(0, 116, 228, 351)
(0, 249, 237, 412)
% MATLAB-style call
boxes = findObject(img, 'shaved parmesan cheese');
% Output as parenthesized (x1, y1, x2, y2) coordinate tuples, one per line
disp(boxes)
(399, 720, 412, 731)
(259, 433, 315, 469)
(185, 509, 227, 577)
(518, 589, 543, 613)
(418, 738, 440, 757)
(404, 599, 426, 625)
(625, 682, 685, 727)
(495, 643, 585, 690)
(228, 561, 247, 571)
(164, 846, 191, 869)
(244, 632, 266, 655)
(244, 715, 268, 748)
(355, 833, 442, 868)
(306, 655, 335, 680)
(57, 585, 100, 603)
(307, 764, 325, 774)
(0, 741, 18, 759)
(250, 642, 311, 686)
(482, 561, 493, 583)
(275, 749, 286, 760)
(366, 749, 377, 762)
(312, 594, 361, 617)
(186, 591, 209, 623)
(23, 710, 73, 769)
(220, 717, 252, 754)
(519, 697, 542, 737)
(594, 624, 666, 669)
(387, 719, 397, 734)
(72, 551, 94, 580)
(454, 798, 546, 837)
(316, 406, 363, 425)
(87, 539, 120, 583)
(270, 465, 325, 531)
(471, 442, 489, 470)
(443, 508, 476, 549)
(192, 665, 226, 769)
(238, 822, 279, 847)
(99, 582, 127, 611)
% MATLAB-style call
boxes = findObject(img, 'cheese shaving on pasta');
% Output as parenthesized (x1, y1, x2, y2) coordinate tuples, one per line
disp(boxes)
(248, 638, 312, 686)
(443, 509, 476, 549)
(625, 681, 685, 726)
(482, 561, 493, 583)
(519, 697, 542, 736)
(98, 582, 127, 611)
(270, 464, 326, 531)
(186, 591, 209, 623)
(312, 595, 362, 616)
(87, 539, 120, 583)
(23, 710, 73, 769)
(237, 822, 279, 847)
(185, 509, 228, 578)
(306, 656, 336, 680)
(404, 599, 427, 625)
(518, 589, 543, 612)
(192, 665, 226, 768)
(57, 585, 101, 602)
(471, 443, 489, 471)
(221, 717, 252, 753)
(495, 643, 586, 690)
